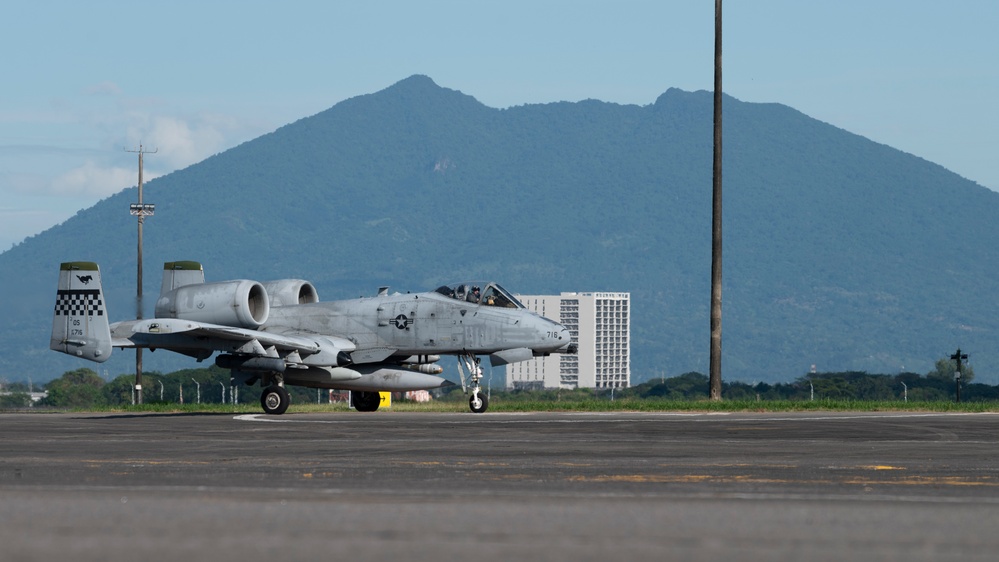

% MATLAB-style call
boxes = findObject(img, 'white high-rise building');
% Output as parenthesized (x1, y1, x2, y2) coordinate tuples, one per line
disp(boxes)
(507, 292, 630, 389)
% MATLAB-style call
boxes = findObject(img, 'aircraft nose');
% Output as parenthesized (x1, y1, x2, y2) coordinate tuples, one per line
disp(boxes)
(556, 325, 576, 353)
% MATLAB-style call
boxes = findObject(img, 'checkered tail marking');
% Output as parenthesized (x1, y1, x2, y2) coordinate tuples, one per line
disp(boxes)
(55, 289, 105, 317)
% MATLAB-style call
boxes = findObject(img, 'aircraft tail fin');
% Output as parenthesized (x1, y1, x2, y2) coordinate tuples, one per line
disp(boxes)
(160, 261, 205, 295)
(50, 262, 112, 362)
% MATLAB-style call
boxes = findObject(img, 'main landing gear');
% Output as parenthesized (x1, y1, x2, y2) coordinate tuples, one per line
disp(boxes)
(457, 353, 489, 413)
(261, 384, 290, 415)
(351, 391, 381, 412)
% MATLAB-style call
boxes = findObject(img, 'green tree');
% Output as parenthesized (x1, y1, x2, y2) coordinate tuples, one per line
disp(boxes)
(926, 358, 975, 384)
(39, 368, 106, 408)
(0, 392, 33, 408)
(102, 375, 140, 405)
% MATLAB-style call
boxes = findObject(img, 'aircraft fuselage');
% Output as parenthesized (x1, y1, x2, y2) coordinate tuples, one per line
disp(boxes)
(263, 290, 570, 359)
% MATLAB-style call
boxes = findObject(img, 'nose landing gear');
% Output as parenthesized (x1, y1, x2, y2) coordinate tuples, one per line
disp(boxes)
(469, 390, 488, 413)
(457, 353, 488, 413)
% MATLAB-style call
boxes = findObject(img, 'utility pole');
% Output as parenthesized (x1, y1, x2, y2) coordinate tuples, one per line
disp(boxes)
(126, 144, 157, 404)
(951, 348, 968, 403)
(709, 0, 724, 400)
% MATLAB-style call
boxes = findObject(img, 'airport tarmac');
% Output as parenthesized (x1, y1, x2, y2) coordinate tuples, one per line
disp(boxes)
(2, 410, 999, 561)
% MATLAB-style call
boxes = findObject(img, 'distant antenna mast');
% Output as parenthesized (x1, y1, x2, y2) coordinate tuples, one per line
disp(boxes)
(126, 143, 157, 404)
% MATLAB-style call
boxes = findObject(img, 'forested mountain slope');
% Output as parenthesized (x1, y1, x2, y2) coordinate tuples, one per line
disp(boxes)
(2, 75, 995, 384)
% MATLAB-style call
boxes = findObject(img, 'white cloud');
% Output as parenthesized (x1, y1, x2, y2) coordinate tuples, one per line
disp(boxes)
(50, 160, 140, 197)
(117, 108, 255, 175)
(0, 85, 274, 248)
(2, 109, 249, 201)
(84, 81, 123, 96)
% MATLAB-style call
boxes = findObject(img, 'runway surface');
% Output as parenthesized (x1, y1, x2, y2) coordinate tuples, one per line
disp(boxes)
(3, 410, 999, 561)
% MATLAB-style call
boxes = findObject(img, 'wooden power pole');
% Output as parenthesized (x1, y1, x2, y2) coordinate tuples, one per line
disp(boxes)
(126, 144, 156, 404)
(951, 348, 968, 403)
(709, 0, 724, 400)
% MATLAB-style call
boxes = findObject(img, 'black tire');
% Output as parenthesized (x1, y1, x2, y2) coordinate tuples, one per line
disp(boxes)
(469, 392, 488, 413)
(261, 385, 290, 415)
(352, 391, 381, 412)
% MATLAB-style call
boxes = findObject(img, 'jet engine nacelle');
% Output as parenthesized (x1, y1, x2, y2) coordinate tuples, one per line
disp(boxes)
(262, 279, 319, 307)
(155, 280, 270, 329)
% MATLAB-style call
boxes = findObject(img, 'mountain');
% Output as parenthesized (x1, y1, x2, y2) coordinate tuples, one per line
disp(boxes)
(2, 75, 997, 385)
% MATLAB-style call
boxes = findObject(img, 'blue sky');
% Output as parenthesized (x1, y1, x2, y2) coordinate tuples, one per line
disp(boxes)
(2, 1, 997, 250)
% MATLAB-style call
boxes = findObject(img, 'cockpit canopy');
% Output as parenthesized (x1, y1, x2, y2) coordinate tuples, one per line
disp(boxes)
(434, 282, 525, 309)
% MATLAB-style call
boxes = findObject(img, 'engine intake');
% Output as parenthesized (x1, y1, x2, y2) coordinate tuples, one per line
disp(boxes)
(262, 279, 319, 306)
(155, 280, 270, 329)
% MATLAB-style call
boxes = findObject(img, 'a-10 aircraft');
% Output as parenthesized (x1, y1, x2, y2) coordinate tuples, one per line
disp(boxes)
(50, 261, 576, 414)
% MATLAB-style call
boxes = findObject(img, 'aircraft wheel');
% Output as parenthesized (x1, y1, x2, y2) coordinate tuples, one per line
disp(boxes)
(261, 385, 290, 415)
(352, 391, 381, 412)
(469, 392, 488, 414)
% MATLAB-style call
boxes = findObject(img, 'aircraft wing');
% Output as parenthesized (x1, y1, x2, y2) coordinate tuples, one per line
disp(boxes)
(110, 318, 356, 365)
(348, 347, 398, 364)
